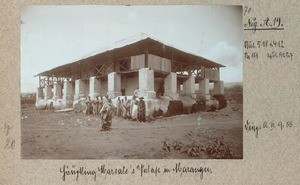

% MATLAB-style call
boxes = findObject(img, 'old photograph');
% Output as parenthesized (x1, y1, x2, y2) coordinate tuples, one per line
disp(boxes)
(21, 5, 243, 159)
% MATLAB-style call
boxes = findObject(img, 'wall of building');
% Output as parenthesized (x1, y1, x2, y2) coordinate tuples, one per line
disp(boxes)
(130, 54, 171, 73)
(130, 54, 145, 70)
(101, 76, 166, 97)
(204, 68, 220, 81)
(148, 54, 171, 72)
(195, 83, 214, 92)
(98, 76, 164, 97)
(121, 76, 139, 96)
(100, 79, 108, 96)
(99, 76, 138, 97)
(84, 82, 89, 97)
(154, 78, 164, 95)
(195, 83, 199, 93)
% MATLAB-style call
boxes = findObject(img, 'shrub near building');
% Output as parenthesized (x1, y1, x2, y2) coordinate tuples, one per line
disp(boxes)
(224, 85, 243, 104)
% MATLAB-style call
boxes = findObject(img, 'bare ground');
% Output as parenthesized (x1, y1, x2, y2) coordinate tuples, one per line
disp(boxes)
(21, 103, 243, 159)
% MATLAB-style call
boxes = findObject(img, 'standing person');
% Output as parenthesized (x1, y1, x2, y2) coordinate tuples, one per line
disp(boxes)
(130, 95, 136, 119)
(138, 97, 146, 122)
(99, 98, 114, 131)
(120, 99, 124, 118)
(116, 97, 122, 118)
(122, 97, 128, 119)
(98, 96, 103, 115)
(85, 96, 92, 115)
(134, 87, 139, 97)
(89, 97, 93, 115)
(131, 97, 138, 121)
(110, 98, 117, 117)
(126, 99, 131, 119)
(92, 96, 99, 115)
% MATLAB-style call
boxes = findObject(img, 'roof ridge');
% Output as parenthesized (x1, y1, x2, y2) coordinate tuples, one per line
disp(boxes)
(73, 33, 152, 62)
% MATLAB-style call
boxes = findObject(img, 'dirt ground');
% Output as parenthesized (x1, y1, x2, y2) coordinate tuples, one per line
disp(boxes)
(21, 102, 243, 159)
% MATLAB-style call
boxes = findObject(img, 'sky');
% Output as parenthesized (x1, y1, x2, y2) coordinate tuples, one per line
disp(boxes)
(21, 5, 243, 93)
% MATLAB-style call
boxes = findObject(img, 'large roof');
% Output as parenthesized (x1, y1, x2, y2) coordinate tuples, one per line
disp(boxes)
(36, 33, 225, 77)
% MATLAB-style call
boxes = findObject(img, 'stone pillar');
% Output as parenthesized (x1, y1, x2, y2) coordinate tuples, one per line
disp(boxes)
(182, 75, 195, 95)
(107, 72, 121, 99)
(53, 83, 62, 101)
(199, 78, 210, 100)
(44, 85, 53, 100)
(63, 81, 74, 108)
(89, 76, 101, 100)
(138, 68, 156, 99)
(164, 72, 179, 99)
(214, 81, 224, 95)
(74, 79, 86, 100)
(36, 87, 43, 101)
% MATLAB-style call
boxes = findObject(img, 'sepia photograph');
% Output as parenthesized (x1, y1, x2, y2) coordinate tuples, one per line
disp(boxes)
(21, 5, 243, 159)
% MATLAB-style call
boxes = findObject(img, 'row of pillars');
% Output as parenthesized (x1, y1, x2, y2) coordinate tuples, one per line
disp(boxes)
(36, 68, 157, 102)
(180, 75, 224, 99)
(37, 67, 224, 103)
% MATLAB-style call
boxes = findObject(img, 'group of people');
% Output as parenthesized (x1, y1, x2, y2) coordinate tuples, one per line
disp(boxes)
(84, 88, 146, 131)
(85, 96, 115, 131)
(85, 96, 106, 116)
(115, 95, 146, 122)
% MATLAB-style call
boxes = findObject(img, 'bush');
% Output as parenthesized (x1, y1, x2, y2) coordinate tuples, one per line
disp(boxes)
(21, 93, 36, 105)
(224, 85, 243, 104)
(166, 100, 183, 116)
(212, 94, 227, 109)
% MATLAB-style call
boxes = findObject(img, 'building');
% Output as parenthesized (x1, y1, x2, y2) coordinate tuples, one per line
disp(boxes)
(35, 34, 225, 114)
